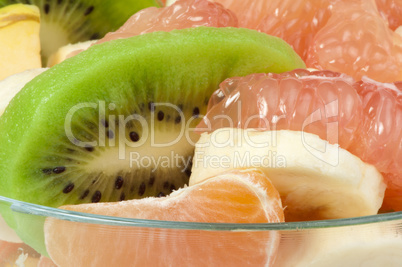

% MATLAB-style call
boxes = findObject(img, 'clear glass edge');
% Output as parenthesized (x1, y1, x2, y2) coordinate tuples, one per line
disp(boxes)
(1, 195, 401, 231)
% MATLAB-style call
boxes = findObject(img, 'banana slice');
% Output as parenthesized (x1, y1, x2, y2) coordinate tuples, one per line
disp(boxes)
(190, 128, 385, 221)
(47, 40, 97, 67)
(274, 220, 402, 267)
(0, 68, 47, 116)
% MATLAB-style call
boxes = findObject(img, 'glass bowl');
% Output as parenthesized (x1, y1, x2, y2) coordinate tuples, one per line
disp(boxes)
(0, 195, 401, 266)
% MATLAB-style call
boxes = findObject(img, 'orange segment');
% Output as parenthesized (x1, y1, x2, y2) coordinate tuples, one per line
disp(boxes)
(0, 240, 20, 265)
(0, 240, 40, 266)
(44, 169, 284, 266)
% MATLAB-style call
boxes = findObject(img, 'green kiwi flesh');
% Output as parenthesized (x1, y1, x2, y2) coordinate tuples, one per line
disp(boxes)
(0, 27, 305, 254)
(0, 0, 161, 64)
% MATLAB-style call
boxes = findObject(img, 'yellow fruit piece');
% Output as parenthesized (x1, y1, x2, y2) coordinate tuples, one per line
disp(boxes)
(0, 4, 41, 80)
(47, 40, 97, 67)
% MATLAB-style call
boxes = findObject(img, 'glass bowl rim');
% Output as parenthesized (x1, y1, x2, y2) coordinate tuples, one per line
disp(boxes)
(2, 195, 402, 231)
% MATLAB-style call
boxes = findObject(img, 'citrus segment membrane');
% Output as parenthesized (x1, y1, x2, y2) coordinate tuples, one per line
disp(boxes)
(45, 169, 283, 267)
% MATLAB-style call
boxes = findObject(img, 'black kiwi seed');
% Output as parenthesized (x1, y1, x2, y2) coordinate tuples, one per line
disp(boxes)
(193, 107, 200, 118)
(0, 0, 159, 66)
(80, 190, 90, 199)
(84, 6, 94, 16)
(157, 111, 164, 121)
(90, 33, 100, 40)
(139, 103, 145, 112)
(106, 130, 114, 139)
(148, 175, 155, 186)
(53, 166, 66, 174)
(115, 176, 124, 189)
(62, 183, 75, 194)
(101, 119, 109, 128)
(2, 29, 226, 210)
(185, 168, 192, 177)
(138, 182, 146, 196)
(85, 145, 94, 152)
(91, 191, 102, 203)
(44, 3, 50, 14)
(129, 132, 140, 142)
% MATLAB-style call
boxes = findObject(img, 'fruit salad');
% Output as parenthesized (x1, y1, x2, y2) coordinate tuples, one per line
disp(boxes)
(0, 0, 401, 266)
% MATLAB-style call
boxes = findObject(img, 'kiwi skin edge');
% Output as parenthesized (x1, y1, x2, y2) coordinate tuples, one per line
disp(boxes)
(0, 26, 305, 255)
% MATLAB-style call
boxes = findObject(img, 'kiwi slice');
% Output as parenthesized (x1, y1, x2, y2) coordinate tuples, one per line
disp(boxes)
(0, 27, 305, 254)
(0, 0, 161, 64)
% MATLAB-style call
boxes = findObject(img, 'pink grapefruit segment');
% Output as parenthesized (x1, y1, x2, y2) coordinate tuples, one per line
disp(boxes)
(351, 78, 402, 211)
(197, 69, 401, 210)
(212, 0, 334, 60)
(256, 0, 333, 61)
(98, 0, 238, 44)
(211, 0, 272, 28)
(306, 0, 402, 83)
(198, 69, 361, 149)
(376, 0, 402, 30)
(214, 0, 402, 83)
(45, 169, 283, 266)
